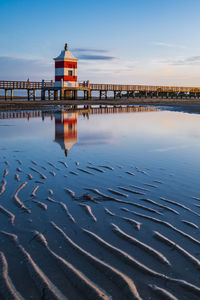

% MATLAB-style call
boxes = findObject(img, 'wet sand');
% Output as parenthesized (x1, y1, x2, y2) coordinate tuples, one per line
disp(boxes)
(1, 97, 200, 114)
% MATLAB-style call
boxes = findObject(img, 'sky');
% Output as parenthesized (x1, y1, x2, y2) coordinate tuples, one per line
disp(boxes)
(1, 0, 200, 86)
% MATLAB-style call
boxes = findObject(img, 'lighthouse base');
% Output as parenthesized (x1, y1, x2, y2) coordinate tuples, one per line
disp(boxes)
(54, 81, 79, 88)
(60, 89, 77, 100)
(41, 87, 89, 101)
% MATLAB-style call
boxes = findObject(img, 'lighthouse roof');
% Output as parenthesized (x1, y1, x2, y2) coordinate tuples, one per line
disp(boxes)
(54, 44, 78, 62)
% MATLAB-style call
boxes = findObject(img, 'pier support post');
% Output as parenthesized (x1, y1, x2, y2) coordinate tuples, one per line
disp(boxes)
(114, 91, 116, 99)
(27, 89, 30, 101)
(10, 89, 13, 100)
(73, 90, 78, 99)
(60, 89, 64, 100)
(54, 90, 58, 101)
(85, 91, 90, 100)
(85, 90, 89, 99)
(33, 89, 36, 100)
(105, 91, 107, 99)
(100, 91, 102, 99)
(119, 91, 122, 98)
(41, 90, 45, 101)
(60, 80, 64, 100)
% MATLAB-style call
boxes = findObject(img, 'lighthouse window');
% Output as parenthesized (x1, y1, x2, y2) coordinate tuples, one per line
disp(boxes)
(68, 70, 73, 76)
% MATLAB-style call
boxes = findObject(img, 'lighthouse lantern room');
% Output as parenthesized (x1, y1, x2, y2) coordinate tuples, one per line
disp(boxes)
(54, 44, 78, 88)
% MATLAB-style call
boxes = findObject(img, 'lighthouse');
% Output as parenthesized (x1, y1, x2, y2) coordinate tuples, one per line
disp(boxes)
(54, 43, 78, 88)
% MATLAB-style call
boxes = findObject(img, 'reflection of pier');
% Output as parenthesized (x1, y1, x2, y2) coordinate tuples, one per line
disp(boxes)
(0, 106, 157, 120)
(90, 105, 157, 115)
(54, 111, 78, 156)
(0, 110, 44, 119)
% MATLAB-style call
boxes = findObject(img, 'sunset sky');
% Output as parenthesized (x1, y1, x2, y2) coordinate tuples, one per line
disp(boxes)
(1, 0, 200, 86)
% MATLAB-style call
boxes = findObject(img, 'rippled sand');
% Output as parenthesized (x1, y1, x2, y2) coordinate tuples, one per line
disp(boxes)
(0, 156, 200, 300)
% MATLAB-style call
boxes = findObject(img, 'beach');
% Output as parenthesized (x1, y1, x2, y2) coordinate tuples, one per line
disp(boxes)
(0, 106, 200, 299)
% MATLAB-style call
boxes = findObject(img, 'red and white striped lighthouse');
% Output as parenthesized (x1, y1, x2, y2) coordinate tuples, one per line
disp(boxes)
(54, 43, 78, 88)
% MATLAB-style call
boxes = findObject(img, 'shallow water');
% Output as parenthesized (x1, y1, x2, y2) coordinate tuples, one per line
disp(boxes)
(0, 106, 200, 300)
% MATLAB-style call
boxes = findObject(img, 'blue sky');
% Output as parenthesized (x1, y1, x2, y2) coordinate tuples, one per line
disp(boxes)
(1, 0, 200, 85)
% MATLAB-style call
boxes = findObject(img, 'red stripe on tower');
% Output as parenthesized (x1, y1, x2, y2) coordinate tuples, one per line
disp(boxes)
(55, 61, 77, 69)
(55, 75, 77, 82)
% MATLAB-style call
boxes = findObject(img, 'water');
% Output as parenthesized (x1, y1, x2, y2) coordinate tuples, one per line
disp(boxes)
(0, 106, 200, 299)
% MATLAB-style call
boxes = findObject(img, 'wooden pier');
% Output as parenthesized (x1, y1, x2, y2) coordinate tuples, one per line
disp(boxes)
(1, 80, 200, 101)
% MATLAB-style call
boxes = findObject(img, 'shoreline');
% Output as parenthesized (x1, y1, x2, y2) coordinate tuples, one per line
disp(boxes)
(1, 97, 200, 114)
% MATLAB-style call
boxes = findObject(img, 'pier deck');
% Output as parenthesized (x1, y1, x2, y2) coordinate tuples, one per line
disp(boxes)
(1, 80, 200, 101)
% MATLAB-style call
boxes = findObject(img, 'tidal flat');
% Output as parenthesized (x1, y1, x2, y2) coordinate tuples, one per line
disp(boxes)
(0, 105, 200, 299)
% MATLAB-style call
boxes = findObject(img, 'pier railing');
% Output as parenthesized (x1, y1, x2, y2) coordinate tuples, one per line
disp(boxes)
(89, 83, 200, 93)
(1, 80, 200, 93)
(0, 80, 53, 89)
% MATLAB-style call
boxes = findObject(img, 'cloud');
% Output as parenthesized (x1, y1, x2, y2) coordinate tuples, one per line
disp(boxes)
(165, 56, 200, 66)
(72, 48, 108, 53)
(73, 47, 117, 61)
(153, 42, 186, 49)
(0, 56, 53, 80)
(77, 54, 117, 60)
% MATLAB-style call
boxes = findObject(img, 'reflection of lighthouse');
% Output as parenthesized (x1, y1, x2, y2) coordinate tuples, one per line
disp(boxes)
(54, 111, 78, 156)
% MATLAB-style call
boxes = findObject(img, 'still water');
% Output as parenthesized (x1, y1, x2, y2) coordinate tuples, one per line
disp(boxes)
(0, 106, 200, 300)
